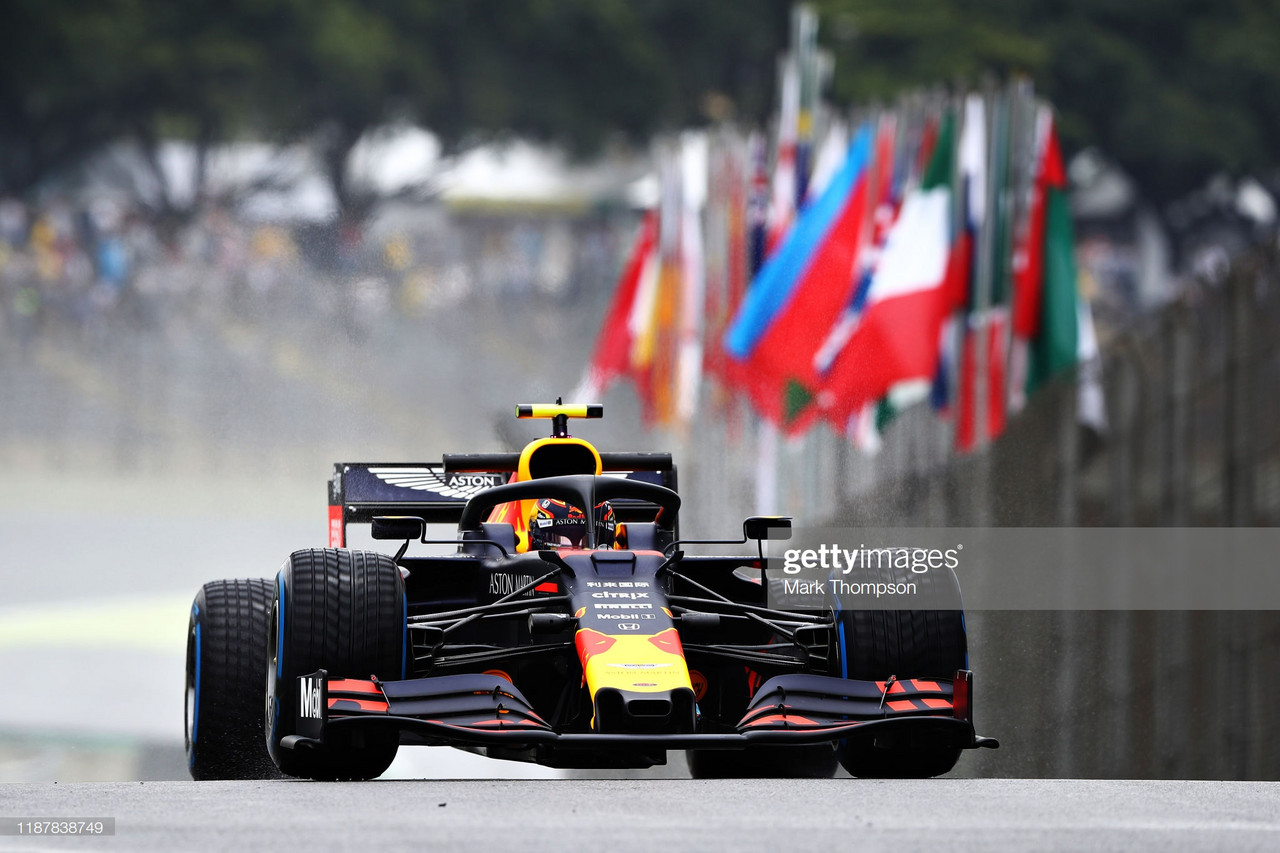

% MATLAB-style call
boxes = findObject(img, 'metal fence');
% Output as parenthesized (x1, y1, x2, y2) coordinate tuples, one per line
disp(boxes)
(826, 245, 1280, 779)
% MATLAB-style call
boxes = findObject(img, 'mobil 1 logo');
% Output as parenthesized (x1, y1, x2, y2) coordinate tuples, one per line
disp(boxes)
(299, 675, 325, 720)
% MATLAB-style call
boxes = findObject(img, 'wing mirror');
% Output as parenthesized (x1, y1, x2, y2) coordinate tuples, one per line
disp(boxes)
(371, 516, 426, 541)
(371, 515, 510, 560)
(664, 516, 792, 557)
(743, 516, 792, 541)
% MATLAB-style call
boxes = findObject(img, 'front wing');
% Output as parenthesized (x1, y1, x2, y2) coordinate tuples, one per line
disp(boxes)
(282, 670, 999, 754)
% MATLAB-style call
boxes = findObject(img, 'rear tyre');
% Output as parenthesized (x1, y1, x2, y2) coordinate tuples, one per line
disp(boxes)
(185, 579, 281, 780)
(266, 548, 405, 780)
(833, 564, 967, 778)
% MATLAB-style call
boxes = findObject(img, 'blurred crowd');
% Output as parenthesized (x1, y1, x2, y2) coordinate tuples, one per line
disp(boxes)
(1, 197, 151, 349)
(0, 195, 630, 355)
(0, 196, 323, 351)
(5, 185, 1269, 365)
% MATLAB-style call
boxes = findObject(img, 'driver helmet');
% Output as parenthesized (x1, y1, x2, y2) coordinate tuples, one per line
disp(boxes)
(528, 499, 617, 550)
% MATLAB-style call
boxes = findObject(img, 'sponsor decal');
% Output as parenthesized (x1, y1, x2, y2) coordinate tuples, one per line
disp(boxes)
(448, 474, 507, 489)
(368, 468, 505, 499)
(607, 662, 674, 669)
(594, 603, 653, 610)
(299, 676, 323, 720)
(647, 629, 684, 656)
(575, 629, 617, 663)
(591, 591, 650, 600)
(328, 505, 344, 548)
(489, 573, 536, 597)
(617, 623, 641, 631)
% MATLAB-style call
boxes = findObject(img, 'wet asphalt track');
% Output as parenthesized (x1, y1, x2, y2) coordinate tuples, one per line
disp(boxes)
(3, 778, 1280, 852)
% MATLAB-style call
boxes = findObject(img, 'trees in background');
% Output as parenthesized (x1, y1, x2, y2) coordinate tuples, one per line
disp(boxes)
(0, 0, 789, 215)
(813, 0, 1280, 209)
(3, 0, 1279, 215)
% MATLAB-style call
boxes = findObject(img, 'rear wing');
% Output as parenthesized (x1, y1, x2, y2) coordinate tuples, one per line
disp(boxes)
(328, 453, 677, 547)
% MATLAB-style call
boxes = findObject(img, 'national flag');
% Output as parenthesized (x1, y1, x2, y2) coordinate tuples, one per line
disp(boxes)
(1076, 296, 1107, 438)
(816, 122, 904, 449)
(1027, 177, 1079, 388)
(675, 132, 708, 424)
(947, 97, 985, 444)
(766, 54, 801, 253)
(954, 93, 1011, 452)
(806, 120, 850, 209)
(571, 211, 658, 403)
(703, 132, 749, 383)
(708, 133, 769, 411)
(713, 68, 801, 411)
(855, 113, 962, 450)
(746, 132, 771, 278)
(846, 379, 934, 455)
(644, 151, 685, 425)
(984, 96, 1014, 443)
(1010, 108, 1078, 404)
(810, 110, 962, 429)
(722, 125, 876, 427)
(700, 131, 755, 445)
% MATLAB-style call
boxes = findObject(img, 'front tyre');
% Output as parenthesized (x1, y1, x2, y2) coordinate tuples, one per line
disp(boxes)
(185, 579, 281, 780)
(833, 564, 968, 778)
(266, 548, 405, 780)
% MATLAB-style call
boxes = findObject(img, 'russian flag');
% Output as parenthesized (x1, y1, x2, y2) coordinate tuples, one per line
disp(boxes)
(723, 125, 875, 427)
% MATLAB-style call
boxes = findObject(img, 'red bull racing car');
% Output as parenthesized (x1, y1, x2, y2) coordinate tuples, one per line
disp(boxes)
(185, 403, 996, 780)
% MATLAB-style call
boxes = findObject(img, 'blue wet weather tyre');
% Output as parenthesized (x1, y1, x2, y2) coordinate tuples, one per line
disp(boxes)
(185, 578, 281, 780)
(266, 548, 405, 781)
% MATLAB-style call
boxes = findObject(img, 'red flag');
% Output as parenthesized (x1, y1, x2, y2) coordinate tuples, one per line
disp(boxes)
(1013, 109, 1067, 340)
(1009, 107, 1071, 414)
(571, 212, 657, 402)
(986, 317, 1007, 437)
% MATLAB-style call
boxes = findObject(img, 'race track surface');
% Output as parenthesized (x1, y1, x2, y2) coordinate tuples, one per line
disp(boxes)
(2, 778, 1279, 852)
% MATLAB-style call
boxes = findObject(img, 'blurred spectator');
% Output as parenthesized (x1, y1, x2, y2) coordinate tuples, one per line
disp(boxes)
(0, 190, 631, 356)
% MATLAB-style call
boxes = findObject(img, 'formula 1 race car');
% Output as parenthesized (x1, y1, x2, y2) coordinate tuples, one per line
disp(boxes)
(185, 403, 996, 780)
